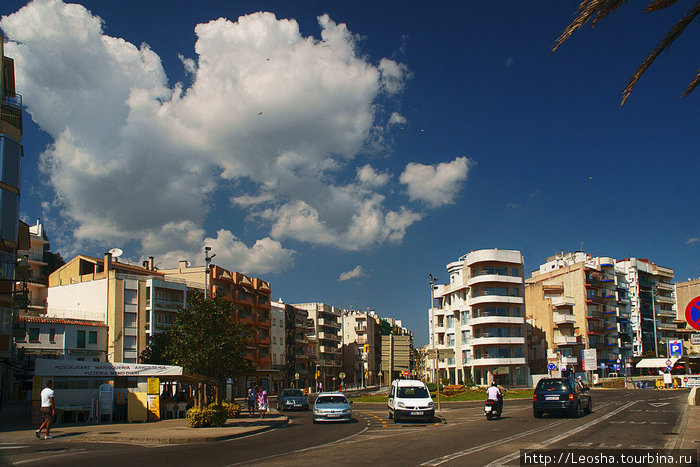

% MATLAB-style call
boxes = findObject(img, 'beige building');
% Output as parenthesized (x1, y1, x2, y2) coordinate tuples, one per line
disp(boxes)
(342, 310, 381, 387)
(674, 279, 700, 354)
(293, 303, 342, 391)
(381, 333, 412, 384)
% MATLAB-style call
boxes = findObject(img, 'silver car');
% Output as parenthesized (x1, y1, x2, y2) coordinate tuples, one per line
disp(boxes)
(313, 392, 352, 423)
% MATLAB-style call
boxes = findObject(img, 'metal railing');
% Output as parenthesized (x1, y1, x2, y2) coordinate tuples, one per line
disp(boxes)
(1, 91, 22, 131)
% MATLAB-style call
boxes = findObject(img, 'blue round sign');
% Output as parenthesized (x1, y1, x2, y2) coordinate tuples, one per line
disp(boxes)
(547, 363, 556, 371)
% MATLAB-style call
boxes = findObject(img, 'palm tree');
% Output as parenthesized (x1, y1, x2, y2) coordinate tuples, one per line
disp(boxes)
(553, 0, 700, 105)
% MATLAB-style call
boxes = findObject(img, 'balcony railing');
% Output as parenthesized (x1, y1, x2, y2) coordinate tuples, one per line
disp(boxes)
(1, 91, 22, 132)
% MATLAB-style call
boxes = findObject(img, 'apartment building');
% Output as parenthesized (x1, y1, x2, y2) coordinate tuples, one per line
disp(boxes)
(293, 303, 342, 391)
(670, 279, 699, 354)
(161, 262, 273, 393)
(429, 249, 527, 387)
(342, 309, 381, 388)
(0, 36, 25, 406)
(280, 302, 317, 390)
(270, 301, 286, 393)
(526, 252, 628, 375)
(14, 315, 107, 363)
(616, 258, 678, 356)
(48, 254, 186, 364)
(15, 220, 51, 316)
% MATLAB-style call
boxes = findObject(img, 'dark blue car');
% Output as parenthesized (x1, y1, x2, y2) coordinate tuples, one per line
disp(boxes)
(533, 377, 592, 418)
(277, 388, 310, 411)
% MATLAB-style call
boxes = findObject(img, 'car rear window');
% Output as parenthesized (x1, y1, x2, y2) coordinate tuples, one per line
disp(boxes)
(316, 396, 348, 404)
(537, 380, 570, 391)
(398, 386, 430, 398)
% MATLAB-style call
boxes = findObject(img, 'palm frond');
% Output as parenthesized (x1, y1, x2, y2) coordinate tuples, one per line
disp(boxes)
(681, 69, 700, 97)
(644, 0, 682, 13)
(553, 0, 629, 51)
(621, 2, 700, 105)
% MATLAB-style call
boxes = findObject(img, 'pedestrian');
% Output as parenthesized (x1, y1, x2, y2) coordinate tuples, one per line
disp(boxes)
(246, 383, 256, 417)
(36, 380, 55, 440)
(256, 385, 268, 419)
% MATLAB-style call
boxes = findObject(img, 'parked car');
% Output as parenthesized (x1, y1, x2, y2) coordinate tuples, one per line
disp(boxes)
(313, 392, 352, 423)
(277, 388, 309, 411)
(387, 379, 435, 422)
(533, 377, 592, 418)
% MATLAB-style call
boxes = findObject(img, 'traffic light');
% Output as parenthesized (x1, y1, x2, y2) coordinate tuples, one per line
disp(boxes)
(364, 344, 369, 353)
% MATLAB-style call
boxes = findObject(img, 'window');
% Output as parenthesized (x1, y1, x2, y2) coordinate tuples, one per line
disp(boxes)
(77, 330, 86, 348)
(124, 289, 138, 305)
(28, 328, 40, 343)
(89, 331, 97, 345)
(49, 328, 56, 343)
(512, 268, 519, 277)
(123, 313, 137, 328)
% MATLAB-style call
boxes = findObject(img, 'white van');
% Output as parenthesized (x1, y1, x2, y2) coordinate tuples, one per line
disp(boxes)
(387, 379, 434, 422)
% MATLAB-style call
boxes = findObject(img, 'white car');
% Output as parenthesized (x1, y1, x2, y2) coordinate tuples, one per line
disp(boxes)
(313, 392, 352, 423)
(387, 379, 434, 423)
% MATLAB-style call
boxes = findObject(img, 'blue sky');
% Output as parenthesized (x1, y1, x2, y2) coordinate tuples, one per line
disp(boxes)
(2, 1, 698, 347)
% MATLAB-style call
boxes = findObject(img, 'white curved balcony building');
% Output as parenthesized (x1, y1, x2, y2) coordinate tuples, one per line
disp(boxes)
(427, 249, 528, 387)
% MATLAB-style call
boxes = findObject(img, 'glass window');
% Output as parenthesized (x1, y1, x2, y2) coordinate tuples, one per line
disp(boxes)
(88, 330, 97, 345)
(28, 327, 40, 342)
(512, 268, 519, 276)
(483, 287, 508, 296)
(0, 189, 19, 244)
(123, 313, 137, 328)
(123, 335, 137, 350)
(49, 328, 56, 343)
(124, 289, 138, 304)
(0, 136, 22, 188)
(77, 330, 86, 348)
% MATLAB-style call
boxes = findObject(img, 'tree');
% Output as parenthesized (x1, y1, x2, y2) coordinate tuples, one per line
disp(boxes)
(152, 290, 256, 406)
(139, 330, 172, 365)
(553, 0, 700, 105)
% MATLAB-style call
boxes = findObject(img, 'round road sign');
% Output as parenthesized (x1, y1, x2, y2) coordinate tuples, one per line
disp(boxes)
(547, 363, 556, 371)
(666, 359, 672, 367)
(685, 296, 700, 331)
(684, 377, 688, 383)
(295, 372, 300, 380)
(338, 372, 346, 380)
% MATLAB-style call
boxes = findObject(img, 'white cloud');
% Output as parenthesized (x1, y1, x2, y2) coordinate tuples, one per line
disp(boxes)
(399, 156, 472, 208)
(339, 265, 367, 281)
(1, 1, 434, 263)
(357, 164, 389, 188)
(505, 57, 515, 68)
(506, 202, 521, 209)
(687, 238, 700, 245)
(388, 112, 407, 126)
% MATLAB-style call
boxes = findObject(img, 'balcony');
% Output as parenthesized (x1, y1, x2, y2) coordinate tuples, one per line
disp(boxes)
(317, 317, 340, 329)
(554, 335, 579, 345)
(471, 357, 527, 367)
(355, 325, 367, 334)
(467, 274, 522, 287)
(657, 281, 674, 291)
(551, 296, 575, 308)
(657, 323, 678, 331)
(470, 336, 525, 346)
(553, 313, 576, 325)
(468, 295, 523, 307)
(470, 315, 524, 326)
(655, 295, 675, 305)
(1, 91, 22, 132)
(657, 309, 676, 318)
(318, 331, 340, 341)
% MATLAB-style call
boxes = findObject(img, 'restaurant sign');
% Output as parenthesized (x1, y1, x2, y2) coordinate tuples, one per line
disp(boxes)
(34, 358, 183, 377)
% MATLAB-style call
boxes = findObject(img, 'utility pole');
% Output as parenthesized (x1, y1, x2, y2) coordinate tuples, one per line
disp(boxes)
(429, 274, 440, 411)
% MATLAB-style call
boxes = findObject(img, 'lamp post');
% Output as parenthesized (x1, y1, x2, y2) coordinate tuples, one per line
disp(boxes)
(204, 247, 215, 299)
(429, 273, 440, 411)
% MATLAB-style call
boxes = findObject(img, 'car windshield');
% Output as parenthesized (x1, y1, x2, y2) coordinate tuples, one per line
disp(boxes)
(282, 389, 304, 397)
(537, 380, 570, 392)
(397, 386, 430, 398)
(316, 396, 348, 404)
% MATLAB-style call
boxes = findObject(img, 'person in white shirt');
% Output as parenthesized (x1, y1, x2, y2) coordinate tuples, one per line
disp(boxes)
(486, 381, 503, 412)
(36, 381, 55, 440)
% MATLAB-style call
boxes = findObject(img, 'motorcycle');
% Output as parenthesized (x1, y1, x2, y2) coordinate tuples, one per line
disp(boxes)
(484, 397, 502, 420)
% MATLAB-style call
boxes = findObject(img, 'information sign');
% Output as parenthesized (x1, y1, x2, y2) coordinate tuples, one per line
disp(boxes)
(668, 340, 683, 357)
(692, 334, 700, 345)
(582, 349, 597, 371)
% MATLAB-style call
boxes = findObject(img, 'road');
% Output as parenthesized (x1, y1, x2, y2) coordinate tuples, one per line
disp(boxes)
(0, 389, 690, 466)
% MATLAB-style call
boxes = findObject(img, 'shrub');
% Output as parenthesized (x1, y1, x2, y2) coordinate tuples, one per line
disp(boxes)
(222, 401, 241, 418)
(186, 404, 230, 428)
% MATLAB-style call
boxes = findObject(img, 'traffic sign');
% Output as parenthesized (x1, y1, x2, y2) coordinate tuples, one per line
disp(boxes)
(691, 334, 700, 345)
(600, 363, 606, 369)
(295, 372, 300, 380)
(684, 377, 688, 383)
(614, 364, 621, 371)
(668, 340, 683, 357)
(339, 372, 346, 380)
(685, 296, 700, 331)
(666, 359, 672, 367)
(666, 366, 672, 372)
(547, 363, 556, 371)
(402, 370, 410, 377)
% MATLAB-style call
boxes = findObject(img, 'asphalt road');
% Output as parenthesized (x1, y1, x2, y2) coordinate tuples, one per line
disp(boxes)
(0, 389, 690, 467)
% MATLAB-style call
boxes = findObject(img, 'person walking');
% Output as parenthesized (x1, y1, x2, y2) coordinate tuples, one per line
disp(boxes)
(36, 381, 55, 440)
(256, 386, 268, 419)
(246, 383, 256, 418)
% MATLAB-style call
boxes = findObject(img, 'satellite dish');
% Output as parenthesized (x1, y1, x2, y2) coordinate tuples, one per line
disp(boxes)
(108, 248, 123, 258)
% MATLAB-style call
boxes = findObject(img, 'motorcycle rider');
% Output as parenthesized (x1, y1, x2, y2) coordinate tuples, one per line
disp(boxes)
(486, 381, 503, 413)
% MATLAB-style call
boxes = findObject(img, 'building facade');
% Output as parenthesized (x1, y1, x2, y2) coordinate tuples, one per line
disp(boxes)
(16, 220, 50, 316)
(342, 309, 381, 388)
(430, 249, 527, 387)
(270, 301, 286, 393)
(280, 302, 316, 390)
(293, 303, 342, 391)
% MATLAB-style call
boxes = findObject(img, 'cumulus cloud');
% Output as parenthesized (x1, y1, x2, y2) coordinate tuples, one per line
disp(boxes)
(1, 1, 455, 267)
(399, 156, 472, 208)
(339, 265, 367, 281)
(687, 238, 700, 245)
(388, 112, 407, 126)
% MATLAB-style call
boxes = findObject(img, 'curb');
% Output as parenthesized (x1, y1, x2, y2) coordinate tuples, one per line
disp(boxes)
(67, 416, 289, 446)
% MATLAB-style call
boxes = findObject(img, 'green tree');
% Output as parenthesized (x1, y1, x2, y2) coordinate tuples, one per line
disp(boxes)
(554, 0, 700, 105)
(139, 330, 172, 365)
(153, 290, 256, 406)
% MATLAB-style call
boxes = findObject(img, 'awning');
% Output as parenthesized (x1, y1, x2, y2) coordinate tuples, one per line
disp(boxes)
(35, 359, 184, 377)
(635, 357, 680, 369)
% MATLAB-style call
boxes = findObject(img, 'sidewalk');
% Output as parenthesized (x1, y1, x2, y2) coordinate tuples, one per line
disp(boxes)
(0, 405, 288, 445)
(677, 403, 699, 452)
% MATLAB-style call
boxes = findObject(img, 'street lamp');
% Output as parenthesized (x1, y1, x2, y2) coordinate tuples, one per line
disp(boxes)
(204, 247, 216, 299)
(429, 273, 440, 411)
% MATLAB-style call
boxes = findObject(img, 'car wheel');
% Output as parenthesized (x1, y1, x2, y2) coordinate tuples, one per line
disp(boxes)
(585, 399, 592, 414)
(388, 408, 393, 419)
(573, 402, 582, 418)
(533, 408, 543, 418)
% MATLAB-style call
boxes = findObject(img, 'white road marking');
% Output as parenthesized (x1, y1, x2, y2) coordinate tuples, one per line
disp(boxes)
(482, 401, 639, 467)
(0, 445, 28, 449)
